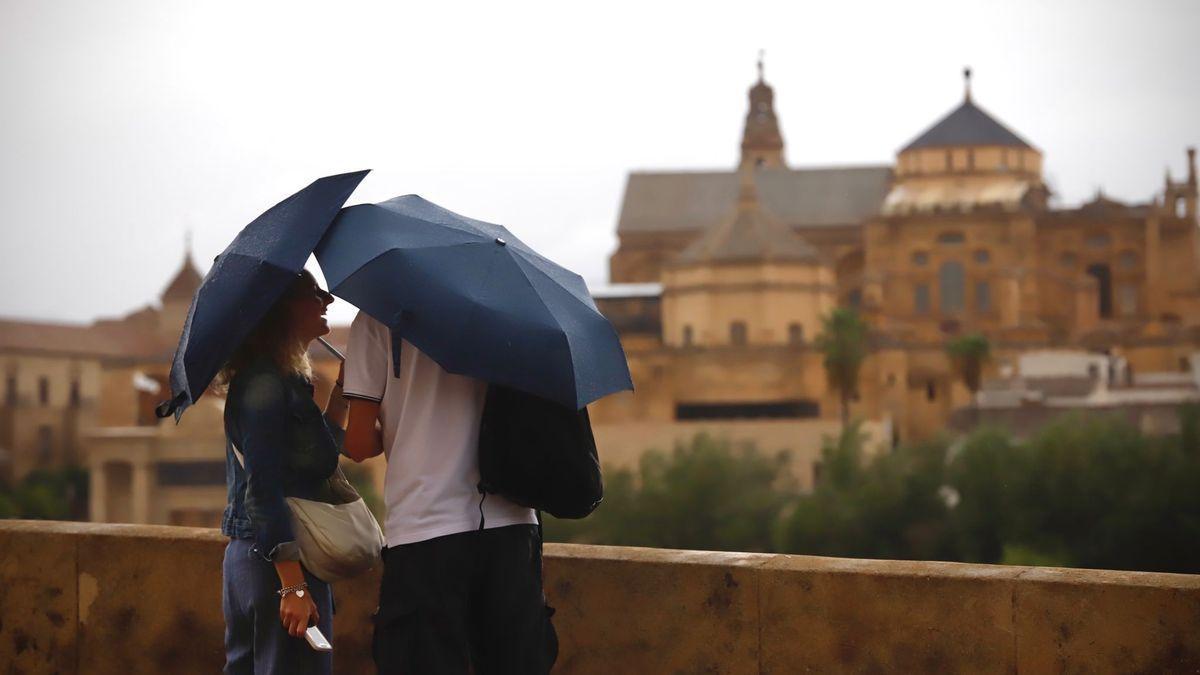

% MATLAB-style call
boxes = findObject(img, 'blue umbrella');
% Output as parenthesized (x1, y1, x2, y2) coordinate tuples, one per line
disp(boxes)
(314, 195, 632, 410)
(156, 170, 370, 421)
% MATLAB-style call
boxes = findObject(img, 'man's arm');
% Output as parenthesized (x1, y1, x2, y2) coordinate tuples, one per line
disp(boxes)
(343, 397, 384, 462)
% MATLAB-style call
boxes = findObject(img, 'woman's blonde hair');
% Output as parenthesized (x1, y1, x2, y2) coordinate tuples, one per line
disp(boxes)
(213, 274, 314, 393)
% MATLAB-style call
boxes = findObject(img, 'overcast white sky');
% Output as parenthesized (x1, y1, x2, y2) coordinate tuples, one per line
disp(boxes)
(1, 0, 1196, 326)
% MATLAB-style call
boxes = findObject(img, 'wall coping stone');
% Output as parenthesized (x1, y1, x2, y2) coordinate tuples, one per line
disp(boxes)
(2, 520, 1198, 674)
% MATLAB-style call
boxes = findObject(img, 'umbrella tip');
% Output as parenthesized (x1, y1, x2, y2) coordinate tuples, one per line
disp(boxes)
(155, 391, 188, 420)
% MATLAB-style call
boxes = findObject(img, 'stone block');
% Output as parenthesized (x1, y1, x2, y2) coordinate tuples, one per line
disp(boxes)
(329, 566, 382, 673)
(75, 524, 226, 674)
(759, 555, 1019, 674)
(0, 521, 80, 674)
(1014, 566, 1200, 674)
(545, 544, 762, 675)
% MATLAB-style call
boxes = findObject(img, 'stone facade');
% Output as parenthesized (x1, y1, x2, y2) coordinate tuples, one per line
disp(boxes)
(0, 248, 355, 526)
(598, 66, 1200, 444)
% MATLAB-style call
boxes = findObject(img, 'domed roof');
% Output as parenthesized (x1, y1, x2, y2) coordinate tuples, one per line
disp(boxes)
(901, 98, 1033, 152)
(901, 70, 1034, 152)
(677, 169, 820, 265)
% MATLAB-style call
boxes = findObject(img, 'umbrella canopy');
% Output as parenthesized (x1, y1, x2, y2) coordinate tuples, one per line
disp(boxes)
(157, 170, 370, 420)
(315, 195, 632, 410)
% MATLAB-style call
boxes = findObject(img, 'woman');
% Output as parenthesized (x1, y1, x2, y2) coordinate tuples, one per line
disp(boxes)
(218, 270, 349, 675)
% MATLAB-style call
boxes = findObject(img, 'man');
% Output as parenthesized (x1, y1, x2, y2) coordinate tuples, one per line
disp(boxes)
(340, 310, 557, 674)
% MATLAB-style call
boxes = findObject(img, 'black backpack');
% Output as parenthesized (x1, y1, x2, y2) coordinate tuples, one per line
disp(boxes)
(476, 383, 603, 520)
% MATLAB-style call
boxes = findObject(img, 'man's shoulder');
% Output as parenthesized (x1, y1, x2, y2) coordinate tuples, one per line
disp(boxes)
(351, 310, 387, 333)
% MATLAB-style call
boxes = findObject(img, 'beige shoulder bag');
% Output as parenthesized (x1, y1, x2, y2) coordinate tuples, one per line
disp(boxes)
(232, 443, 386, 583)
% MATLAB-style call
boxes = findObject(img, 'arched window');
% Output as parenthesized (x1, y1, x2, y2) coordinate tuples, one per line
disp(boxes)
(911, 251, 929, 266)
(730, 321, 747, 346)
(975, 281, 991, 312)
(914, 284, 931, 314)
(5, 372, 16, 407)
(1118, 250, 1137, 270)
(682, 325, 693, 347)
(973, 249, 990, 264)
(1087, 263, 1113, 318)
(939, 261, 966, 313)
(788, 323, 804, 345)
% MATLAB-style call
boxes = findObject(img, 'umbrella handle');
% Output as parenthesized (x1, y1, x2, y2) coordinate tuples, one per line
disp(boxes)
(316, 336, 345, 362)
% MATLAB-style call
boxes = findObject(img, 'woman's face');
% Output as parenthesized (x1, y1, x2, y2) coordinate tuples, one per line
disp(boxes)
(286, 272, 334, 343)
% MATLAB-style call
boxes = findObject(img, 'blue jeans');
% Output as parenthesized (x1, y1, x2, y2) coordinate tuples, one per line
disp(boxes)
(223, 538, 333, 675)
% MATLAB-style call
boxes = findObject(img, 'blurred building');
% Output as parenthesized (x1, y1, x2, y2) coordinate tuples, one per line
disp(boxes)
(949, 350, 1200, 438)
(0, 247, 348, 525)
(594, 62, 1200, 445)
(4, 62, 1198, 517)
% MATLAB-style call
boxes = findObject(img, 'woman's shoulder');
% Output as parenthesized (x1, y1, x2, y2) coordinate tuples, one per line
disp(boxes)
(229, 357, 289, 405)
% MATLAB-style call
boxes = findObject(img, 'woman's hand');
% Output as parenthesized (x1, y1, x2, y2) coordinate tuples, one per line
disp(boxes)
(274, 560, 317, 638)
(280, 591, 319, 638)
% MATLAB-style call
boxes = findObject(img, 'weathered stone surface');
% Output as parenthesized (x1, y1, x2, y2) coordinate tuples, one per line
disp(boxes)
(329, 567, 382, 673)
(75, 523, 226, 674)
(3, 521, 1200, 674)
(1014, 566, 1200, 674)
(545, 544, 762, 675)
(759, 555, 1020, 674)
(0, 520, 82, 674)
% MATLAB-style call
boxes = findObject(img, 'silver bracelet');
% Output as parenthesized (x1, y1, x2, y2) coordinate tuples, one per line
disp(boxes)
(278, 582, 309, 599)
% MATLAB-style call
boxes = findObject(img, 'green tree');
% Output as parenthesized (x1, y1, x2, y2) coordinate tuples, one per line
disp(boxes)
(946, 333, 991, 411)
(814, 307, 869, 429)
(946, 427, 1017, 563)
(1001, 414, 1200, 573)
(0, 466, 89, 521)
(776, 426, 955, 561)
(543, 434, 795, 553)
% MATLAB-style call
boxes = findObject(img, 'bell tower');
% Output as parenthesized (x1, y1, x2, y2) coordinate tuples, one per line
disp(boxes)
(739, 52, 786, 170)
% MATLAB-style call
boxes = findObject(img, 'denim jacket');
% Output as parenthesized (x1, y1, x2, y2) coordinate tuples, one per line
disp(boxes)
(221, 356, 346, 562)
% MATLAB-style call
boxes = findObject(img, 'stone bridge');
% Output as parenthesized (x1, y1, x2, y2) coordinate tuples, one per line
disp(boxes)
(1, 521, 1198, 673)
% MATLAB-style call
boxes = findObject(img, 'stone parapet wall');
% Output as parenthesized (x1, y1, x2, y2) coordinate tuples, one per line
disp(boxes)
(1, 520, 1198, 673)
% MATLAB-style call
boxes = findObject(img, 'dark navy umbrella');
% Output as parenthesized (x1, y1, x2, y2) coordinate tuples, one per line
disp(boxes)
(156, 170, 370, 420)
(314, 195, 632, 410)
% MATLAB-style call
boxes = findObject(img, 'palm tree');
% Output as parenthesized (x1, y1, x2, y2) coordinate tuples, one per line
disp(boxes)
(815, 308, 869, 429)
(946, 333, 991, 410)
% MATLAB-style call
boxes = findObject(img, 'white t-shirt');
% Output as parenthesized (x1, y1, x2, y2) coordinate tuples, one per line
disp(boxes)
(343, 311, 536, 546)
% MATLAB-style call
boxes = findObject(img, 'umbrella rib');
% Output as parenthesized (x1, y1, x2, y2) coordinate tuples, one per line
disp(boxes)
(508, 254, 579, 401)
(512, 254, 606, 320)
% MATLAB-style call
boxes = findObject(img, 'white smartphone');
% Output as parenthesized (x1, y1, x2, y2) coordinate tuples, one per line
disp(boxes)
(305, 625, 333, 652)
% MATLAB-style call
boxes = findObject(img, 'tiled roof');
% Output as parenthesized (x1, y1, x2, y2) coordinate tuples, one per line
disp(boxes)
(161, 253, 203, 302)
(676, 171, 822, 265)
(1, 314, 353, 364)
(616, 166, 892, 235)
(0, 317, 166, 360)
(901, 99, 1034, 152)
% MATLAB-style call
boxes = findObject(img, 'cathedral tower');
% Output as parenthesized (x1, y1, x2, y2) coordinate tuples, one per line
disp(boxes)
(739, 53, 786, 170)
